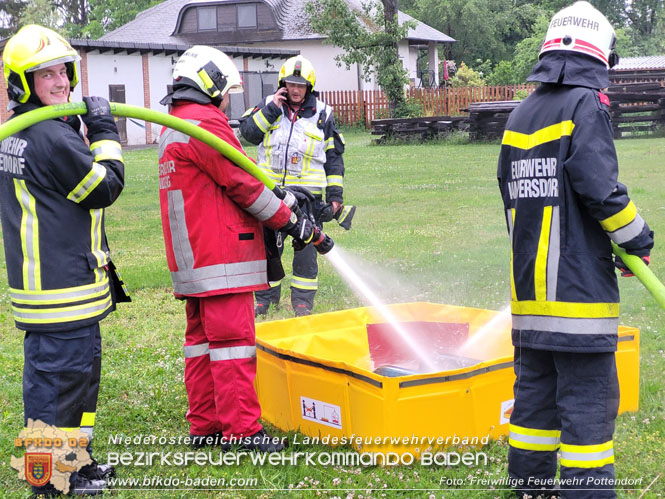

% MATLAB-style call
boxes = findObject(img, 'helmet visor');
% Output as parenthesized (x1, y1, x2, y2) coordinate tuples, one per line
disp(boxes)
(26, 54, 80, 73)
(282, 74, 308, 86)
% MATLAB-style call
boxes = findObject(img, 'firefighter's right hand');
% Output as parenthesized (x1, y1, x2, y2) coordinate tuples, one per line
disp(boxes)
(272, 87, 288, 107)
(282, 212, 314, 245)
(82, 96, 112, 122)
(614, 254, 650, 277)
(82, 96, 116, 136)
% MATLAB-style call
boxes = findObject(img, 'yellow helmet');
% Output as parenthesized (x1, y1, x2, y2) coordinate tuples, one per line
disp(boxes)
(3, 24, 80, 104)
(278, 56, 316, 90)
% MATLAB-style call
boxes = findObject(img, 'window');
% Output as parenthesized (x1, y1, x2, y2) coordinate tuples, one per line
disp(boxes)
(237, 3, 257, 28)
(198, 7, 217, 30)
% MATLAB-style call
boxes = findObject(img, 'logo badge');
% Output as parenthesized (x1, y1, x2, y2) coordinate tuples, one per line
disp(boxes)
(25, 453, 52, 487)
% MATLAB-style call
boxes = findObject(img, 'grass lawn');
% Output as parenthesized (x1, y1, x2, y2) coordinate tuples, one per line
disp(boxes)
(0, 129, 664, 498)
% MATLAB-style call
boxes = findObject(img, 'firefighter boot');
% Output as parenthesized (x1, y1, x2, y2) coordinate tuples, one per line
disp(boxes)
(79, 443, 115, 480)
(239, 428, 285, 453)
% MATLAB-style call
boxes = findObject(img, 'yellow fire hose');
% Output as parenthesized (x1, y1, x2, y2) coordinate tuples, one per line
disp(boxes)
(0, 102, 663, 310)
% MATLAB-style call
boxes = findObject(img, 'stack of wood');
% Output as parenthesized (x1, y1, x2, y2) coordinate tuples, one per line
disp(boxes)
(605, 82, 665, 138)
(466, 101, 521, 141)
(369, 116, 467, 142)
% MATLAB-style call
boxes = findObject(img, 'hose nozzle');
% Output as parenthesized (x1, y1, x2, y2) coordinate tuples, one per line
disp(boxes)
(312, 227, 334, 255)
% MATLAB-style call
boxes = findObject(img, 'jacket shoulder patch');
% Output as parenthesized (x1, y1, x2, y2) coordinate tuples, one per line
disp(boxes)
(598, 92, 610, 106)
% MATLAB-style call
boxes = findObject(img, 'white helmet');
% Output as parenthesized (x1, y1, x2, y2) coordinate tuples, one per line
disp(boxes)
(540, 1, 618, 68)
(172, 45, 243, 99)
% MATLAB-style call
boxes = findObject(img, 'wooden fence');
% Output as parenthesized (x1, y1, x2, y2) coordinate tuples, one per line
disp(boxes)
(319, 84, 537, 127)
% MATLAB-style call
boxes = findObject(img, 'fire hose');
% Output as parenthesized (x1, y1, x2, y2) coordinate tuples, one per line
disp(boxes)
(1, 103, 663, 307)
(0, 101, 334, 254)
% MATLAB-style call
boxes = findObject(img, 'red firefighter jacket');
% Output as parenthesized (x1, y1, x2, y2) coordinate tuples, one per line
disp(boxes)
(158, 101, 292, 298)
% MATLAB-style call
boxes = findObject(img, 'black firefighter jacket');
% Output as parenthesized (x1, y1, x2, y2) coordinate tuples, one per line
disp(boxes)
(497, 53, 653, 353)
(0, 102, 125, 332)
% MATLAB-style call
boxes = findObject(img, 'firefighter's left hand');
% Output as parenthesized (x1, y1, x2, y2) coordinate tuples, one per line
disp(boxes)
(614, 255, 650, 277)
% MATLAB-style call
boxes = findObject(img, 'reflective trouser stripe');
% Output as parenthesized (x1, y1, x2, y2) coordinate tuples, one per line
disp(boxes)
(184, 343, 210, 358)
(245, 186, 282, 221)
(292, 276, 318, 290)
(89, 139, 123, 162)
(80, 412, 95, 437)
(508, 424, 561, 451)
(158, 120, 199, 159)
(560, 441, 614, 468)
(14, 179, 41, 290)
(324, 137, 335, 151)
(511, 315, 618, 334)
(67, 162, 107, 203)
(269, 280, 282, 288)
(171, 260, 267, 295)
(209, 345, 256, 361)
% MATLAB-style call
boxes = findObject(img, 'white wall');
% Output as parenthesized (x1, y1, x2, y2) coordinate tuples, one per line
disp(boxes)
(240, 40, 365, 91)
(87, 52, 146, 145)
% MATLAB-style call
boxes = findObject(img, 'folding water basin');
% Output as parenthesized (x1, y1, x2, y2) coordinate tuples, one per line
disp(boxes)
(255, 302, 639, 455)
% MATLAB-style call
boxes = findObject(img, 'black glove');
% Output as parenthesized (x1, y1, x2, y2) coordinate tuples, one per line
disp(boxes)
(614, 254, 650, 277)
(283, 186, 315, 209)
(282, 212, 314, 245)
(82, 96, 117, 137)
(318, 202, 336, 223)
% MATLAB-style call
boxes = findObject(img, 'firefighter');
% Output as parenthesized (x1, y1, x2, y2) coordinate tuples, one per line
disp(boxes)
(497, 2, 654, 498)
(158, 46, 315, 452)
(240, 56, 346, 317)
(1, 25, 126, 495)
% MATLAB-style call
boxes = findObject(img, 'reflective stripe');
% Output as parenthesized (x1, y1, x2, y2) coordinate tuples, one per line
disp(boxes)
(269, 279, 282, 287)
(507, 209, 516, 301)
(13, 295, 112, 323)
(171, 260, 267, 295)
(210, 345, 256, 361)
(509, 424, 561, 451)
(67, 163, 107, 203)
(600, 201, 637, 232)
(608, 214, 645, 245)
(80, 412, 96, 427)
(158, 120, 199, 159)
(89, 208, 107, 278)
(245, 186, 282, 221)
(534, 206, 552, 302)
(338, 205, 352, 224)
(184, 343, 210, 358)
(89, 139, 123, 162)
(561, 441, 614, 468)
(253, 110, 271, 134)
(56, 427, 79, 432)
(14, 179, 41, 290)
(11, 280, 110, 305)
(512, 314, 618, 334)
(502, 120, 575, 150)
(547, 206, 560, 301)
(292, 276, 318, 290)
(326, 174, 343, 187)
(324, 137, 335, 151)
(511, 300, 618, 318)
(167, 190, 195, 271)
(80, 427, 93, 437)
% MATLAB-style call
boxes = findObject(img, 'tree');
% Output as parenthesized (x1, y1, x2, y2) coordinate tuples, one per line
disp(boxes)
(19, 0, 60, 28)
(305, 0, 415, 116)
(0, 0, 27, 38)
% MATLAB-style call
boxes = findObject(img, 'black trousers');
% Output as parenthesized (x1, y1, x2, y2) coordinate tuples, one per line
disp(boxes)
(23, 323, 102, 434)
(508, 347, 620, 499)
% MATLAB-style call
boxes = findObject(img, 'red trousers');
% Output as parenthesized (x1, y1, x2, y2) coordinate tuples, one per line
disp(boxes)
(183, 292, 262, 437)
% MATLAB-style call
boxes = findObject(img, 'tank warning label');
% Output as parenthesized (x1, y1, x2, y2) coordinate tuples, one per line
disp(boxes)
(300, 396, 342, 430)
(500, 399, 514, 425)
